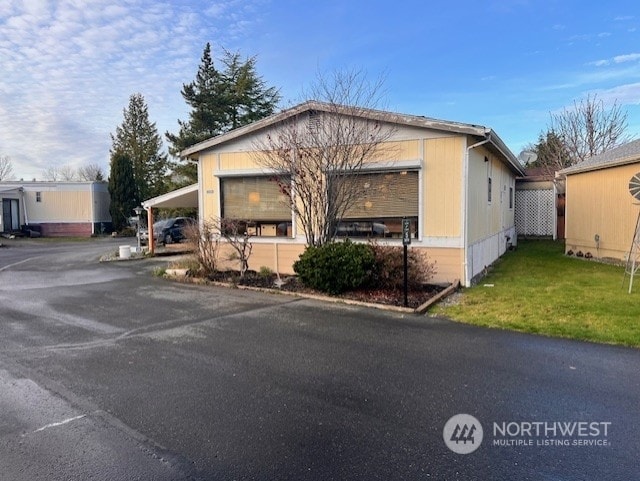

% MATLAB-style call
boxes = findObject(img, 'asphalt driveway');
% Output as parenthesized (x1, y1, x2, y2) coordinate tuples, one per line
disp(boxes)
(0, 238, 638, 480)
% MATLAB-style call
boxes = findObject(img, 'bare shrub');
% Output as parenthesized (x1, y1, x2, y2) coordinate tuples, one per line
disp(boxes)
(369, 241, 437, 290)
(219, 218, 253, 278)
(185, 219, 220, 276)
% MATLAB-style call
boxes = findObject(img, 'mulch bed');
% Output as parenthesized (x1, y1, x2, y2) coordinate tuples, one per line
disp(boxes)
(206, 270, 447, 309)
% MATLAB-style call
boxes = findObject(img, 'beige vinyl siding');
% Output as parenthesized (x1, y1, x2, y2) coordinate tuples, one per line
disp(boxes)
(201, 153, 220, 222)
(220, 152, 255, 170)
(27, 190, 92, 222)
(421, 247, 464, 284)
(214, 241, 461, 284)
(565, 163, 640, 259)
(366, 139, 421, 163)
(423, 137, 463, 237)
(467, 146, 515, 244)
(216, 242, 305, 275)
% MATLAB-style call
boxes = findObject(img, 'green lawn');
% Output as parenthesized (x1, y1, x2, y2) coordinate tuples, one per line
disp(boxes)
(432, 239, 640, 347)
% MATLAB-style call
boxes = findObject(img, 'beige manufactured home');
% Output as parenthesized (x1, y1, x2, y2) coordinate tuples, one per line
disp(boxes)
(559, 139, 640, 261)
(182, 101, 524, 287)
(0, 181, 111, 236)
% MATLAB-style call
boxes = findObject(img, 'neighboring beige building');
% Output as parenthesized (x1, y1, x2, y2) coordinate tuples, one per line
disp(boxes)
(182, 101, 524, 287)
(559, 139, 640, 261)
(0, 181, 111, 236)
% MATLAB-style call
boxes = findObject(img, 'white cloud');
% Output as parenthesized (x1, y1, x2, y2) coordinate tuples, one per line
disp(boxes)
(586, 52, 640, 68)
(614, 53, 640, 63)
(0, 0, 265, 179)
(593, 82, 640, 106)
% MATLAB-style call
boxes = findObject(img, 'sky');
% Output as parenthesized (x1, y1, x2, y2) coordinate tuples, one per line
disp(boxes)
(1, 0, 640, 180)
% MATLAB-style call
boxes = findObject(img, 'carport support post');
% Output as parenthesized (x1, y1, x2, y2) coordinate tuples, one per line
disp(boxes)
(146, 207, 154, 255)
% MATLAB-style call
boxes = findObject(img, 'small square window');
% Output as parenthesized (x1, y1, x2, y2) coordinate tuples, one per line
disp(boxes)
(36, 192, 42, 202)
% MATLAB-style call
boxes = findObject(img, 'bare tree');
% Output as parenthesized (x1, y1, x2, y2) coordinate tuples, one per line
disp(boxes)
(42, 164, 78, 181)
(254, 70, 396, 247)
(77, 163, 105, 181)
(0, 155, 14, 181)
(550, 94, 629, 165)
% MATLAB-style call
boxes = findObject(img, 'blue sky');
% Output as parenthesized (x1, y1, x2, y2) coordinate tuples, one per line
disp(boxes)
(1, 0, 639, 179)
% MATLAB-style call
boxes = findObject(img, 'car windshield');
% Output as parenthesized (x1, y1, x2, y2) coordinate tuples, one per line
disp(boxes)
(153, 220, 169, 230)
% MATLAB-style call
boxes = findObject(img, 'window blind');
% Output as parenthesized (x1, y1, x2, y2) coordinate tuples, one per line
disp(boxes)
(342, 171, 419, 219)
(221, 177, 291, 221)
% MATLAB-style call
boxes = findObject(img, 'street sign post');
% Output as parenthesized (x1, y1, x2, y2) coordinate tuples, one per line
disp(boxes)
(402, 218, 411, 247)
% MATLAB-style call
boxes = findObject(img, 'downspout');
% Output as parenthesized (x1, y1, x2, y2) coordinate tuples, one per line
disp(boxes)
(20, 187, 28, 226)
(463, 133, 491, 287)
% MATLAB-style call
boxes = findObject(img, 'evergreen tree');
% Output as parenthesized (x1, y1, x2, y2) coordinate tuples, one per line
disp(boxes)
(108, 152, 138, 232)
(221, 50, 281, 130)
(166, 43, 280, 184)
(111, 93, 169, 201)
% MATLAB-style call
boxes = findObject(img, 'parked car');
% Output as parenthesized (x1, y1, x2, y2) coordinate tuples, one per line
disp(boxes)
(138, 219, 165, 245)
(157, 217, 195, 245)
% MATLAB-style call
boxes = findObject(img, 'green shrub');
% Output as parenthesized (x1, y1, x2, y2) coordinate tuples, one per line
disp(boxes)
(152, 266, 166, 277)
(369, 242, 437, 290)
(294, 240, 376, 294)
(258, 266, 274, 278)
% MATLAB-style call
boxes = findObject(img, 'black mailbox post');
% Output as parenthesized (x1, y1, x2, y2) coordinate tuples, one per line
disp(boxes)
(402, 218, 411, 306)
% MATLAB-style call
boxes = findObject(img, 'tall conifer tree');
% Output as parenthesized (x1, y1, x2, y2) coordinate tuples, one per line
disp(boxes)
(166, 43, 280, 184)
(111, 93, 168, 201)
(108, 152, 138, 232)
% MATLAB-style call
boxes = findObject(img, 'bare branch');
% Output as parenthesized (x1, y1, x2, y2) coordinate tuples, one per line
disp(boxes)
(0, 155, 14, 181)
(42, 164, 78, 181)
(550, 93, 629, 165)
(77, 163, 105, 181)
(252, 69, 397, 246)
(218, 218, 254, 277)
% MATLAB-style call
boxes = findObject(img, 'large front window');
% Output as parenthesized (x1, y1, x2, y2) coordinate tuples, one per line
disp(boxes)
(336, 170, 419, 239)
(220, 176, 292, 237)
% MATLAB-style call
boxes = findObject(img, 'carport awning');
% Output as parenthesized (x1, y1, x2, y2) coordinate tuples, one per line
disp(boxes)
(142, 184, 198, 209)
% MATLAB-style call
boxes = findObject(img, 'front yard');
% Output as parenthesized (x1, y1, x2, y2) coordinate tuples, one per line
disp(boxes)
(432, 239, 640, 347)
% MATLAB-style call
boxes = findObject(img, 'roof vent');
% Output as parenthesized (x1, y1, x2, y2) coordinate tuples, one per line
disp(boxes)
(308, 110, 320, 133)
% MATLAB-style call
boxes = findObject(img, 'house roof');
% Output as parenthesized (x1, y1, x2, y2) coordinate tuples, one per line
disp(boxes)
(559, 138, 640, 175)
(180, 100, 524, 175)
(141, 183, 198, 209)
(517, 166, 555, 182)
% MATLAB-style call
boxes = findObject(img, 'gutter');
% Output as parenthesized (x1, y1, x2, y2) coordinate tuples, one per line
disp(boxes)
(463, 134, 492, 287)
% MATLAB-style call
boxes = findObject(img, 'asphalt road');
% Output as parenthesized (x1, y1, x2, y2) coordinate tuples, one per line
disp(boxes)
(0, 238, 638, 480)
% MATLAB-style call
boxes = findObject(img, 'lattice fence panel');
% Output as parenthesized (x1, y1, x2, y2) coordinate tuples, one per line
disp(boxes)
(515, 189, 555, 236)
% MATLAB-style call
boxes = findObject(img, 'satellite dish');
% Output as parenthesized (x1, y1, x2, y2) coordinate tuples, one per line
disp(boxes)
(630, 173, 640, 201)
(517, 150, 538, 166)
